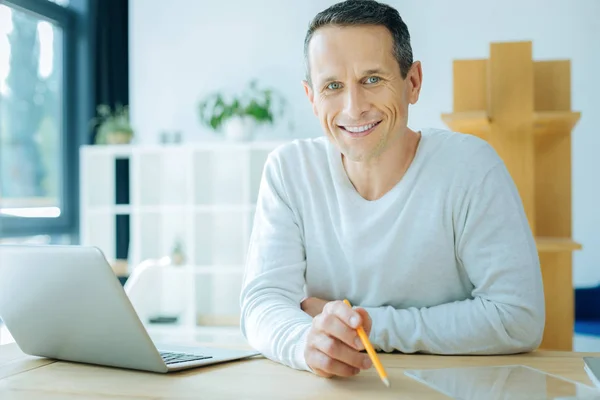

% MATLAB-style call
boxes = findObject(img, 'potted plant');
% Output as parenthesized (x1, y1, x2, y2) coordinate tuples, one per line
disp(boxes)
(90, 104, 134, 145)
(198, 80, 287, 141)
(170, 238, 186, 266)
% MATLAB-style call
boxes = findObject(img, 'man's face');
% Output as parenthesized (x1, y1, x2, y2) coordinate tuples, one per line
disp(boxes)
(303, 25, 421, 163)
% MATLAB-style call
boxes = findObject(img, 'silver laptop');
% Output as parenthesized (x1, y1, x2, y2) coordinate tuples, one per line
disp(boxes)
(0, 244, 259, 373)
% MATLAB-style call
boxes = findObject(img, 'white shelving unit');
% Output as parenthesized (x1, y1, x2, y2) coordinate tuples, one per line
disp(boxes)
(79, 141, 288, 326)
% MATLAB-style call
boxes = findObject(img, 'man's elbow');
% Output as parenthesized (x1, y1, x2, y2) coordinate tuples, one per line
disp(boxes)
(239, 305, 273, 361)
(516, 315, 544, 352)
(239, 291, 259, 343)
(239, 287, 260, 348)
(503, 305, 545, 353)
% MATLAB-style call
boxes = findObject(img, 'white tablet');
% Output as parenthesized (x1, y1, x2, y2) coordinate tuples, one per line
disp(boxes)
(405, 364, 600, 399)
(584, 357, 600, 388)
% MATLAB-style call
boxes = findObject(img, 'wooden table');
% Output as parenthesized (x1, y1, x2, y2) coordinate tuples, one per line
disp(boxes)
(1, 342, 600, 399)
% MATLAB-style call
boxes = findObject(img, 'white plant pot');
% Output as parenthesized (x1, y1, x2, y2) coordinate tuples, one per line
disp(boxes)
(223, 116, 254, 141)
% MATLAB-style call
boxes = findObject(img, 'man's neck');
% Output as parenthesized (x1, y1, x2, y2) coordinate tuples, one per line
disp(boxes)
(342, 129, 421, 201)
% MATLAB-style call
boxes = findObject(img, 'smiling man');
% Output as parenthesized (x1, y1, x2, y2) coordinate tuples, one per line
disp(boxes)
(240, 0, 545, 379)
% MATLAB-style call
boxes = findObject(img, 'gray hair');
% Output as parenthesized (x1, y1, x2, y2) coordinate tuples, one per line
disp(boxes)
(303, 0, 413, 84)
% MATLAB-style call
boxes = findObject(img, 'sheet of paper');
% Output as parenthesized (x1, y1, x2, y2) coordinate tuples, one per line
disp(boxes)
(404, 365, 600, 399)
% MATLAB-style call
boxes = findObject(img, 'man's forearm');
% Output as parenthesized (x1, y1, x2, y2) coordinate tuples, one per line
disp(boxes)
(301, 297, 330, 317)
(239, 152, 315, 371)
(240, 290, 313, 371)
(361, 297, 544, 355)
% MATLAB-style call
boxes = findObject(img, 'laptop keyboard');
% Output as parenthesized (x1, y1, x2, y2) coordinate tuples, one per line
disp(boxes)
(160, 351, 213, 365)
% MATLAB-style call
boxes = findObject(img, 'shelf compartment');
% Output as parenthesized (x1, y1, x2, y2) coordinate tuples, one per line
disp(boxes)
(193, 149, 247, 205)
(135, 148, 191, 207)
(134, 210, 190, 263)
(84, 212, 116, 260)
(195, 268, 243, 326)
(193, 210, 246, 266)
(82, 152, 116, 207)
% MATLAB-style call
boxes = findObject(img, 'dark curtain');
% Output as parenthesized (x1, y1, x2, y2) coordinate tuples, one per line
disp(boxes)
(92, 0, 130, 261)
(92, 0, 129, 143)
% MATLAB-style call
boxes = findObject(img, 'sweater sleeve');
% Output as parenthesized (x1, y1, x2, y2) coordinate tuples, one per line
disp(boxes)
(239, 152, 313, 371)
(362, 162, 546, 355)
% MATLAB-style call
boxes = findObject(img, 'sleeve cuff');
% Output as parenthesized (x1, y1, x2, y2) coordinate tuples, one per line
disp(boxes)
(292, 324, 314, 373)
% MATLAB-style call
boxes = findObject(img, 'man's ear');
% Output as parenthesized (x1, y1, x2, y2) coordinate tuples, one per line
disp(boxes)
(302, 79, 318, 116)
(406, 61, 423, 105)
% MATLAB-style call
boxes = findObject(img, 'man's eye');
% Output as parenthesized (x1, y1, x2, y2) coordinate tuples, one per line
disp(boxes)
(366, 76, 380, 84)
(327, 82, 342, 90)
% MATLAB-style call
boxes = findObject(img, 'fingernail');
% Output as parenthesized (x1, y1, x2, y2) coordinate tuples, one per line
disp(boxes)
(350, 315, 359, 328)
(355, 338, 363, 350)
(362, 358, 372, 369)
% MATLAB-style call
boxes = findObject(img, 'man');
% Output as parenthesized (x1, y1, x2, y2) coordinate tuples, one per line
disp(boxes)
(239, 0, 545, 379)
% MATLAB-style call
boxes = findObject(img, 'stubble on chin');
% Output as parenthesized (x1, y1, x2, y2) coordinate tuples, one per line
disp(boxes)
(343, 131, 388, 164)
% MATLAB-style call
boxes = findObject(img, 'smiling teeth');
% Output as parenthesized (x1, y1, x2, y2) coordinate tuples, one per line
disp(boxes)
(345, 123, 377, 133)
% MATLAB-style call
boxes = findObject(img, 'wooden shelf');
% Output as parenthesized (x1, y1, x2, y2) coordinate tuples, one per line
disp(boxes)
(441, 110, 581, 138)
(534, 111, 581, 135)
(80, 143, 284, 329)
(444, 45, 580, 351)
(440, 111, 489, 138)
(535, 236, 582, 253)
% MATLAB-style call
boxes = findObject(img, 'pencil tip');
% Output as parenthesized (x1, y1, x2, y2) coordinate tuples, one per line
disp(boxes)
(383, 378, 390, 388)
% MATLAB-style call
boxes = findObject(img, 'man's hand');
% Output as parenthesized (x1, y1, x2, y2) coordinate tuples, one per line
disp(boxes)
(301, 297, 330, 317)
(304, 300, 373, 378)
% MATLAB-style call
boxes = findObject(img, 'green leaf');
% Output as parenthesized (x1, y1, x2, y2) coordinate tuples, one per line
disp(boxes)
(196, 80, 289, 133)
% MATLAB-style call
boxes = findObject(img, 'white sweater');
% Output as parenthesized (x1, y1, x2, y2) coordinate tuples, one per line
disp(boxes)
(239, 128, 545, 372)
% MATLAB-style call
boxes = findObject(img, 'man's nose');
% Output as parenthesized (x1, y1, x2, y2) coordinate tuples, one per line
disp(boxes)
(343, 85, 370, 120)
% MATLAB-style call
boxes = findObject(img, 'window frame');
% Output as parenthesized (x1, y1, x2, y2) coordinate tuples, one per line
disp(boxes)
(0, 0, 89, 238)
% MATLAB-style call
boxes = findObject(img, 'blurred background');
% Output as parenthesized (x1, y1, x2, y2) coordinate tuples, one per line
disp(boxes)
(0, 0, 598, 350)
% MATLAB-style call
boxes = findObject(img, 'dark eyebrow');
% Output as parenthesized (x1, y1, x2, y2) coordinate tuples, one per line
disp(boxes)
(320, 75, 337, 84)
(363, 68, 385, 76)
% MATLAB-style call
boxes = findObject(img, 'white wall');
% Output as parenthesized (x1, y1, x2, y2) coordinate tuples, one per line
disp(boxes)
(130, 0, 600, 287)
(129, 0, 341, 144)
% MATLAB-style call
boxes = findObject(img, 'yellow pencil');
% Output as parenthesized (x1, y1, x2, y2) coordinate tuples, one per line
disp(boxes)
(343, 299, 390, 388)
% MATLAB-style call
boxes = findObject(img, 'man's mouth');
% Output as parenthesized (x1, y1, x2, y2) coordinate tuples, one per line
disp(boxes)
(339, 121, 382, 137)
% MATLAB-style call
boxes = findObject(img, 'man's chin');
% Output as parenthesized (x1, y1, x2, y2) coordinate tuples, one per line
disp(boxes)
(326, 132, 380, 161)
(340, 146, 375, 164)
(341, 138, 391, 164)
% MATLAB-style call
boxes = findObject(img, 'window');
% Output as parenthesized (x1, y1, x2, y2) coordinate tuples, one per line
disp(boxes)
(0, 0, 80, 237)
(47, 0, 70, 6)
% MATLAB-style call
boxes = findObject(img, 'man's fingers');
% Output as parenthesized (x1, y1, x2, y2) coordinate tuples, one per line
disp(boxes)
(306, 348, 361, 378)
(305, 301, 375, 378)
(354, 308, 372, 336)
(312, 368, 333, 378)
(324, 300, 362, 329)
(312, 333, 371, 371)
(315, 312, 363, 351)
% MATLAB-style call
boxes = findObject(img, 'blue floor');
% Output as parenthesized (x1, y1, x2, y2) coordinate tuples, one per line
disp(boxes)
(576, 321, 600, 336)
